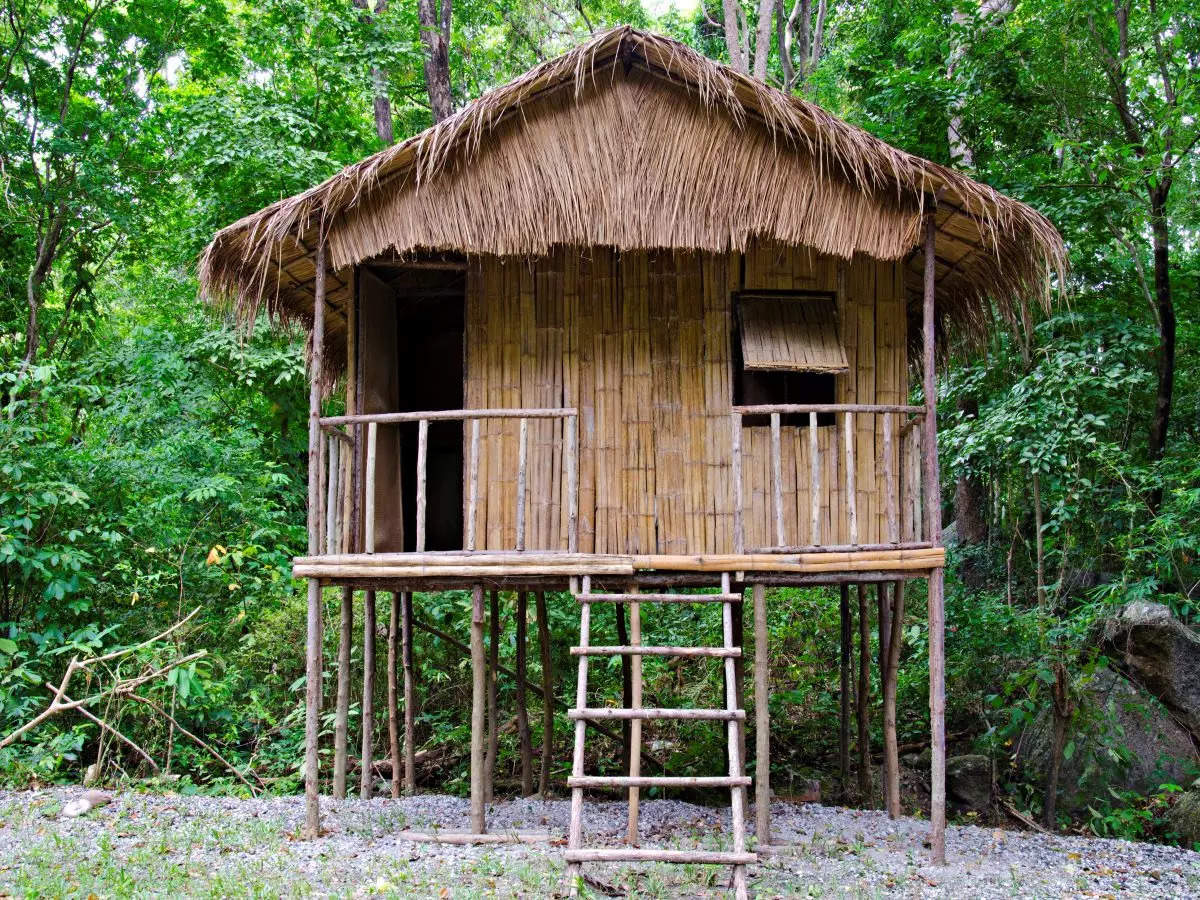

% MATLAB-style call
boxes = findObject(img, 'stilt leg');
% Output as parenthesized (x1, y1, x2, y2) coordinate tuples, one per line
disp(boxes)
(838, 584, 851, 801)
(333, 586, 353, 800)
(303, 578, 322, 839)
(516, 591, 534, 796)
(470, 585, 487, 834)
(929, 568, 946, 862)
(387, 591, 400, 799)
(753, 582, 770, 847)
(485, 590, 500, 804)
(360, 589, 377, 799)
(626, 585, 641, 844)
(536, 591, 553, 799)
(883, 581, 905, 818)
(402, 591, 416, 795)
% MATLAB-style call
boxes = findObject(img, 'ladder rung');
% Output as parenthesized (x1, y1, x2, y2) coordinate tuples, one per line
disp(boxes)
(576, 593, 742, 604)
(568, 775, 751, 788)
(564, 849, 757, 865)
(570, 707, 745, 721)
(570, 645, 740, 658)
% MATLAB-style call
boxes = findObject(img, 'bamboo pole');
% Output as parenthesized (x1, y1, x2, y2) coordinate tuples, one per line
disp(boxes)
(364, 422, 377, 554)
(723, 574, 748, 899)
(566, 577, 592, 891)
(387, 591, 401, 799)
(360, 589, 377, 799)
(470, 585, 487, 834)
(322, 407, 578, 426)
(467, 419, 480, 551)
(416, 419, 428, 552)
(566, 415, 578, 553)
(485, 590, 500, 804)
(516, 417, 528, 551)
(615, 601, 632, 767)
(516, 591, 534, 796)
(333, 587, 353, 800)
(627, 585, 641, 844)
(325, 434, 339, 554)
(838, 584, 851, 801)
(402, 591, 416, 794)
(844, 412, 858, 546)
(876, 582, 891, 807)
(856, 585, 871, 803)
(770, 412, 784, 548)
(883, 413, 898, 543)
(731, 412, 744, 554)
(753, 582, 770, 846)
(536, 590, 554, 798)
(923, 209, 947, 864)
(302, 237, 326, 840)
(809, 412, 820, 546)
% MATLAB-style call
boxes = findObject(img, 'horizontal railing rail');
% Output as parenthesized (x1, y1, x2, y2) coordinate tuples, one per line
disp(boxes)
(731, 403, 926, 554)
(316, 407, 579, 556)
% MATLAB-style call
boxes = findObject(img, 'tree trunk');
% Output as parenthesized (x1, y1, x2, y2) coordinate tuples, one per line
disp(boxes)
(1146, 186, 1175, 511)
(417, 0, 453, 122)
(856, 585, 872, 804)
(352, 0, 394, 145)
(1044, 662, 1072, 829)
(838, 584, 851, 800)
(516, 591, 534, 796)
(387, 591, 401, 799)
(360, 590, 377, 799)
(485, 590, 500, 803)
(535, 590, 554, 798)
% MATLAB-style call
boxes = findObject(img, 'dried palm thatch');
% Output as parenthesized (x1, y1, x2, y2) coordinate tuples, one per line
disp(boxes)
(199, 26, 1064, 382)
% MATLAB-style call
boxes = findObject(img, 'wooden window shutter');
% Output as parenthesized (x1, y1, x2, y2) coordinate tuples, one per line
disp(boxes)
(737, 292, 848, 374)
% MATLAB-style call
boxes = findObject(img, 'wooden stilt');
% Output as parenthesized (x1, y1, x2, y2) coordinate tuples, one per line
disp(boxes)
(360, 589, 377, 799)
(565, 576, 591, 894)
(333, 587, 353, 800)
(856, 584, 872, 803)
(536, 590, 554, 798)
(302, 237, 327, 840)
(387, 591, 401, 799)
(626, 584, 641, 844)
(722, 573, 749, 900)
(485, 590, 500, 804)
(922, 210, 947, 864)
(753, 582, 770, 846)
(883, 581, 905, 818)
(516, 591, 534, 796)
(402, 591, 416, 794)
(470, 584, 487, 834)
(732, 593, 747, 781)
(838, 584, 851, 800)
(876, 583, 891, 807)
(615, 602, 632, 766)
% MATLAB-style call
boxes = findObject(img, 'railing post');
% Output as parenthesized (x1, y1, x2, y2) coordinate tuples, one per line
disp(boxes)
(416, 418, 429, 553)
(516, 417, 528, 551)
(731, 412, 744, 555)
(844, 411, 857, 546)
(770, 412, 784, 549)
(808, 411, 820, 546)
(364, 421, 378, 554)
(883, 412, 897, 545)
(466, 418, 480, 552)
(325, 433, 339, 555)
(566, 414, 578, 553)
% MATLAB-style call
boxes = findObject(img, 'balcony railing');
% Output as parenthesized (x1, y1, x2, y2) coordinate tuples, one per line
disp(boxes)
(317, 408, 579, 556)
(730, 404, 928, 553)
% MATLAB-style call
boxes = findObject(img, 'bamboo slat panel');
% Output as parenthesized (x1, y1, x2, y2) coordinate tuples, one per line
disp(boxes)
(463, 240, 907, 554)
(739, 295, 848, 373)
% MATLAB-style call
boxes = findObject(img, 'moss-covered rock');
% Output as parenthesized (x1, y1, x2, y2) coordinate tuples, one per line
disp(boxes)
(1168, 790, 1200, 848)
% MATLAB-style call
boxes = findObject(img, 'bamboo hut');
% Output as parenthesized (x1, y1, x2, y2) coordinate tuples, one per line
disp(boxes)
(200, 26, 1062, 893)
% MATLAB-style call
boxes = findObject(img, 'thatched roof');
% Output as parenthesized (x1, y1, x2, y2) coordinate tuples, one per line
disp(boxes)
(199, 26, 1063, 377)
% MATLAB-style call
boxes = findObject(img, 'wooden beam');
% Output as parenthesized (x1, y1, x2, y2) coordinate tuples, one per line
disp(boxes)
(321, 407, 578, 426)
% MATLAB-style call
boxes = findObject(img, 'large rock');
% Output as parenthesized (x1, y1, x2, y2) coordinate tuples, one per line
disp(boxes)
(1168, 790, 1200, 848)
(1096, 602, 1200, 752)
(946, 754, 992, 813)
(1017, 667, 1195, 812)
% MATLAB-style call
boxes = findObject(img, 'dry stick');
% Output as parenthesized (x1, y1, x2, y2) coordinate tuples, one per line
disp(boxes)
(401, 591, 416, 795)
(838, 584, 851, 801)
(126, 694, 259, 793)
(45, 685, 160, 773)
(470, 585, 487, 834)
(882, 581, 906, 818)
(387, 591, 401, 799)
(360, 589, 377, 799)
(333, 587, 353, 799)
(516, 591, 534, 796)
(485, 590, 500, 804)
(856, 584, 872, 804)
(535, 591, 554, 797)
(753, 582, 770, 846)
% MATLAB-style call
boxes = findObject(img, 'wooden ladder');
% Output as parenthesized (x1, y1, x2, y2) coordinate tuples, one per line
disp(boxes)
(564, 574, 754, 899)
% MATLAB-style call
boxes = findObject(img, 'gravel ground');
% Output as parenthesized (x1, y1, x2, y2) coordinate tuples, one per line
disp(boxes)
(1, 788, 1198, 897)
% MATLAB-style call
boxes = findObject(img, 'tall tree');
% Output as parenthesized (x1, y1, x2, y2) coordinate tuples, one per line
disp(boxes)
(418, 0, 453, 122)
(353, 0, 396, 145)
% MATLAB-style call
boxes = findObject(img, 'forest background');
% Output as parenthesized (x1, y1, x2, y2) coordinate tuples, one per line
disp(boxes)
(1, 0, 1198, 845)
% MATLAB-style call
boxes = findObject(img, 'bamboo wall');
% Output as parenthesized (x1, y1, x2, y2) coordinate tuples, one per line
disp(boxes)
(463, 242, 911, 554)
